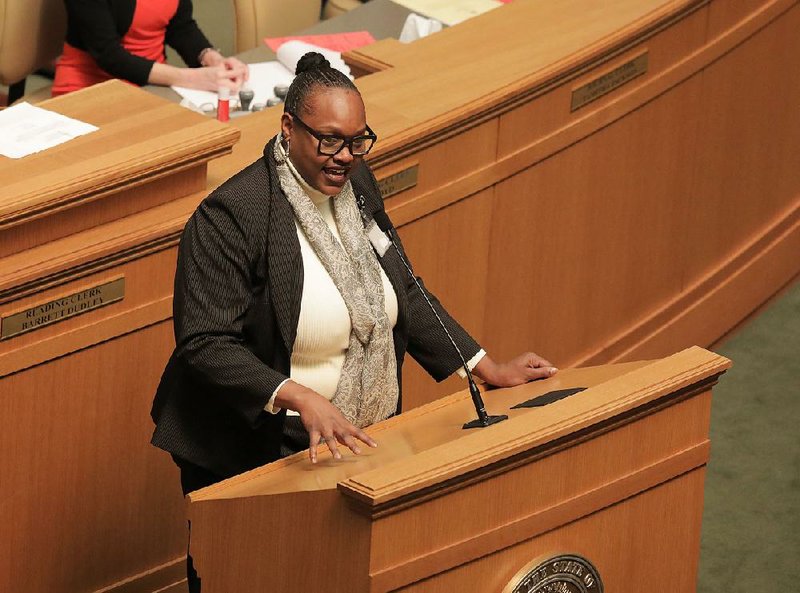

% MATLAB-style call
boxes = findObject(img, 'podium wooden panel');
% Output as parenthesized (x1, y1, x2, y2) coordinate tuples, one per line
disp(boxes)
(187, 347, 730, 592)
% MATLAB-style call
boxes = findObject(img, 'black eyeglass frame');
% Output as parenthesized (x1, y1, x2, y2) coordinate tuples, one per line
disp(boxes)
(288, 111, 377, 156)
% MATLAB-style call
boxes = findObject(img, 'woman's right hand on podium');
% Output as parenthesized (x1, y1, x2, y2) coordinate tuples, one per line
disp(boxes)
(274, 380, 378, 464)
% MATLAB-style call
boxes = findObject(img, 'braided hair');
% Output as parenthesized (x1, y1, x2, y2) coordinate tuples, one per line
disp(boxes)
(284, 52, 359, 115)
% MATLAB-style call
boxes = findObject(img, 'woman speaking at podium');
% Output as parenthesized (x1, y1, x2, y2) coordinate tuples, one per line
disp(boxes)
(151, 51, 557, 591)
(52, 0, 247, 96)
(151, 52, 557, 491)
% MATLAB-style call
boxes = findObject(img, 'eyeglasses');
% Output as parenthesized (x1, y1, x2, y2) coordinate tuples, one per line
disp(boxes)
(289, 111, 377, 156)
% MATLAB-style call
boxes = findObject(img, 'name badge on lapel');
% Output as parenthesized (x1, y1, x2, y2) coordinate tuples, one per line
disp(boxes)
(366, 219, 391, 257)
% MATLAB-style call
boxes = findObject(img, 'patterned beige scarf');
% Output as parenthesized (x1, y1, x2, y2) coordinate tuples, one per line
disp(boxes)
(273, 137, 399, 427)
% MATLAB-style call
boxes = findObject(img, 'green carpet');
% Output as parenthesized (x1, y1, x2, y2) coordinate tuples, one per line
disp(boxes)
(698, 280, 800, 591)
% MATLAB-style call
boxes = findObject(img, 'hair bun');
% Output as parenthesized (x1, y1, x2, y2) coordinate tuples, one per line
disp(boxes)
(295, 52, 331, 75)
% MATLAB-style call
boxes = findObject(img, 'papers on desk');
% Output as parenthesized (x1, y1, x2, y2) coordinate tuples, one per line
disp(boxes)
(0, 102, 98, 159)
(171, 41, 353, 113)
(392, 0, 502, 26)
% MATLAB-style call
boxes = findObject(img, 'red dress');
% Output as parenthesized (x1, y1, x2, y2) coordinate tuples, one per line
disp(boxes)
(53, 0, 179, 96)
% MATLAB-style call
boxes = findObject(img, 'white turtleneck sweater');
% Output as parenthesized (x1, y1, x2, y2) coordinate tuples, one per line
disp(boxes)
(267, 145, 485, 415)
(266, 148, 399, 414)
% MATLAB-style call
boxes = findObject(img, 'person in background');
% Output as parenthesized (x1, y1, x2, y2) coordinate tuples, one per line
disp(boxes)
(52, 0, 248, 96)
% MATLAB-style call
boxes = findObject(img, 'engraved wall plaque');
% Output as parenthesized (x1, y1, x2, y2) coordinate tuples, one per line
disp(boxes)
(377, 164, 419, 199)
(503, 554, 604, 593)
(1, 277, 125, 340)
(571, 52, 649, 111)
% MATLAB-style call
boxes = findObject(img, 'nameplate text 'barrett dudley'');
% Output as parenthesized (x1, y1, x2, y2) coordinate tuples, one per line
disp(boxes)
(1, 277, 125, 340)
(571, 51, 649, 112)
(377, 164, 419, 199)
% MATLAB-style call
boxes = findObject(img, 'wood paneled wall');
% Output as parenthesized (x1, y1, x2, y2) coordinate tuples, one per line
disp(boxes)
(0, 248, 190, 593)
(0, 83, 239, 593)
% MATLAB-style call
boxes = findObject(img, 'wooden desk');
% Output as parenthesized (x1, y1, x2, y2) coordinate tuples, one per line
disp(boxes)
(0, 82, 239, 593)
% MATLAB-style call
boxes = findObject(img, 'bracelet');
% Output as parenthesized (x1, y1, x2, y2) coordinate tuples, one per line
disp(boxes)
(198, 47, 221, 66)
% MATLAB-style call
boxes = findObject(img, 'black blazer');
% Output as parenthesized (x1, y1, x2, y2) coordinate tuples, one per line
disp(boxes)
(151, 139, 481, 478)
(64, 0, 211, 85)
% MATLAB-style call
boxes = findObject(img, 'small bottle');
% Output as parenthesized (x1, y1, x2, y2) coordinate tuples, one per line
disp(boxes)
(217, 87, 230, 122)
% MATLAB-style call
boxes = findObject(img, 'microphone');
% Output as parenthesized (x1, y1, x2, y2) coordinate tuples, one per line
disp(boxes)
(372, 210, 507, 429)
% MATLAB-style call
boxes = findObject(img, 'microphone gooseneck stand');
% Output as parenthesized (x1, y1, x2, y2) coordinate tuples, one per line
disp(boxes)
(371, 210, 507, 429)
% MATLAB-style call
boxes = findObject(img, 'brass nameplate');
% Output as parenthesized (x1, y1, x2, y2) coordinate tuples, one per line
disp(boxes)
(571, 52, 649, 112)
(377, 164, 419, 199)
(1, 277, 125, 340)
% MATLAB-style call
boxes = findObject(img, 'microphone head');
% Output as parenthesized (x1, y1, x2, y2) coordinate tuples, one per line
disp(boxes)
(373, 210, 393, 233)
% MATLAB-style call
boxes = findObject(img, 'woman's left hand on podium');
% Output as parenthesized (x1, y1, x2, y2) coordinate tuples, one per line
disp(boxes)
(473, 352, 558, 388)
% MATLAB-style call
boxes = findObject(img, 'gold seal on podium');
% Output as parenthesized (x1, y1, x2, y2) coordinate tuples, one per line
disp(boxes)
(504, 554, 603, 593)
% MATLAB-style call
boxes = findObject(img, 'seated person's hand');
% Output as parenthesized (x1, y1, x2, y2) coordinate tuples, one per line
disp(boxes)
(275, 381, 378, 464)
(221, 57, 249, 83)
(192, 50, 248, 93)
(473, 352, 558, 388)
(188, 65, 244, 93)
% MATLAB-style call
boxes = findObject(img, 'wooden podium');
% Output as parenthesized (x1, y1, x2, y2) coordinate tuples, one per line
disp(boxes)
(188, 346, 730, 593)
